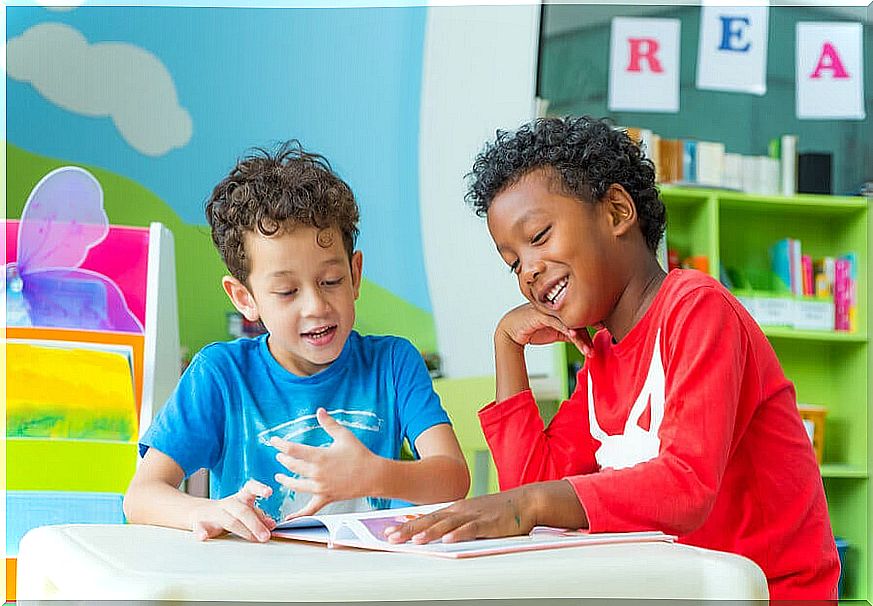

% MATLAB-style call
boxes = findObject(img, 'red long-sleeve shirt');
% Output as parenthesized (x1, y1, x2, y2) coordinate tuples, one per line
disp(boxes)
(480, 270, 839, 600)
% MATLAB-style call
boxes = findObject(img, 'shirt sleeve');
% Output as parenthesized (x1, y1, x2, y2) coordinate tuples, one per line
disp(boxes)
(568, 287, 750, 536)
(138, 352, 227, 478)
(479, 386, 598, 491)
(391, 338, 451, 454)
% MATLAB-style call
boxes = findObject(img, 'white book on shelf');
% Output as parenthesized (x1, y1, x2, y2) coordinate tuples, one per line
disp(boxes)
(695, 141, 725, 187)
(723, 153, 743, 190)
(760, 156, 780, 195)
(780, 135, 798, 196)
(741, 155, 759, 193)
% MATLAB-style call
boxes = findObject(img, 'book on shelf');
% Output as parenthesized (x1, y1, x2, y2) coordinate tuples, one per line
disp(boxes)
(682, 139, 697, 183)
(624, 126, 805, 196)
(834, 255, 858, 332)
(801, 254, 814, 297)
(780, 135, 798, 196)
(695, 141, 725, 188)
(272, 502, 676, 559)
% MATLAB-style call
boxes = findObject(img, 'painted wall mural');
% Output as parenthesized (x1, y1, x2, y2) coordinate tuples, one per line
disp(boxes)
(7, 4, 438, 355)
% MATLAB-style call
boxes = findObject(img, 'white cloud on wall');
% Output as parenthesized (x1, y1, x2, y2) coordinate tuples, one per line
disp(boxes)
(7, 22, 193, 157)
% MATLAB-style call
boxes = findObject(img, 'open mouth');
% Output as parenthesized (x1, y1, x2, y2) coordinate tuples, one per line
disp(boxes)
(542, 277, 568, 307)
(301, 324, 338, 346)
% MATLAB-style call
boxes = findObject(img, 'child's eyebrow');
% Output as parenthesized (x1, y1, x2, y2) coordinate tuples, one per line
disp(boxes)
(319, 257, 346, 267)
(499, 211, 546, 246)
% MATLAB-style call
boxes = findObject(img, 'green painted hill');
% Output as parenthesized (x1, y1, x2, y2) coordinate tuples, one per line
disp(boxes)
(7, 143, 436, 356)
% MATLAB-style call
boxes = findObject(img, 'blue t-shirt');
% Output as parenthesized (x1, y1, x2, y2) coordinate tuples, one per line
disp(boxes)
(140, 331, 450, 520)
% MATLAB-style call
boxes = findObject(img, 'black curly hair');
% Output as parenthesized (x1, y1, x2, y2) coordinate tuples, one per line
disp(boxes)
(466, 116, 666, 252)
(206, 141, 360, 284)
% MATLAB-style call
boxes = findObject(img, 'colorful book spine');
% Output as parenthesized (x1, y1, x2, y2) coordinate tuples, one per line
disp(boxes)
(801, 255, 814, 296)
(780, 135, 798, 196)
(770, 238, 792, 293)
(843, 253, 857, 332)
(813, 257, 835, 297)
(834, 257, 851, 331)
(790, 239, 803, 297)
(682, 140, 697, 184)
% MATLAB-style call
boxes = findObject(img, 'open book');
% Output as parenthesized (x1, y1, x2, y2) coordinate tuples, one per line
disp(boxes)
(272, 503, 676, 558)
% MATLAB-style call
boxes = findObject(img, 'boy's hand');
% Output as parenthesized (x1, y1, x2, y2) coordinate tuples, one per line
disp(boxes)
(382, 481, 586, 545)
(497, 303, 594, 357)
(190, 479, 276, 542)
(270, 408, 377, 519)
(383, 488, 538, 545)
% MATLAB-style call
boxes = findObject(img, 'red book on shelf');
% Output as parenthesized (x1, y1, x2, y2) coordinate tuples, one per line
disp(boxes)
(834, 258, 851, 331)
(801, 255, 814, 296)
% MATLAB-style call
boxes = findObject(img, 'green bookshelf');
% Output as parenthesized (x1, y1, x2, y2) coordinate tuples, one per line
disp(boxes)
(561, 187, 869, 600)
(665, 187, 869, 600)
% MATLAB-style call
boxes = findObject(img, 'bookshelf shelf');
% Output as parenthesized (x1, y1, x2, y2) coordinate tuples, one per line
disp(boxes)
(562, 188, 869, 600)
(820, 464, 868, 479)
(762, 327, 868, 343)
(661, 187, 869, 600)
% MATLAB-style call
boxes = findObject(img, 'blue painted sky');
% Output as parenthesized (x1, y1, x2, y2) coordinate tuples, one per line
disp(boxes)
(7, 5, 433, 312)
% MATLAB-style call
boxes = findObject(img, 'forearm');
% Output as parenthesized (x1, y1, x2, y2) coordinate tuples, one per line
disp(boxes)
(123, 479, 208, 531)
(370, 455, 470, 504)
(495, 332, 531, 402)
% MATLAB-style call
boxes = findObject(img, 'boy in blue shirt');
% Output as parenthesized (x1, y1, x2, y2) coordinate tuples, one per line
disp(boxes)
(124, 142, 470, 542)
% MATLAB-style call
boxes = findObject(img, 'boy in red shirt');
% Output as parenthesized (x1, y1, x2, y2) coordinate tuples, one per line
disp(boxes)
(386, 116, 839, 600)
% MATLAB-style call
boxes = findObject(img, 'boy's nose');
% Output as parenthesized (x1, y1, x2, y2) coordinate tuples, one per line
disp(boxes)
(300, 289, 331, 316)
(523, 260, 545, 285)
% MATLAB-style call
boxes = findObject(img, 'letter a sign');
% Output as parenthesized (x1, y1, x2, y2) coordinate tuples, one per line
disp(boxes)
(796, 22, 865, 119)
(609, 18, 680, 113)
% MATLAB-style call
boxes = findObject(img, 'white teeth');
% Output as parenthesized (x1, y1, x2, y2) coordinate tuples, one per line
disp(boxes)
(546, 278, 568, 304)
(306, 326, 332, 337)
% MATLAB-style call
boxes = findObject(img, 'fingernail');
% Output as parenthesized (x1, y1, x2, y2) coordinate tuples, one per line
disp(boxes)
(387, 532, 402, 542)
(384, 526, 396, 535)
(412, 532, 427, 543)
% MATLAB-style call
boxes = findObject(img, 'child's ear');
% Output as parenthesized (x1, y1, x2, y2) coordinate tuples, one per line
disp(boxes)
(222, 276, 260, 322)
(350, 250, 364, 299)
(605, 184, 637, 237)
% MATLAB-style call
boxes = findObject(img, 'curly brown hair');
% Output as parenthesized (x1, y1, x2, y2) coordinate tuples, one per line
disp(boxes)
(206, 141, 360, 284)
(466, 116, 665, 253)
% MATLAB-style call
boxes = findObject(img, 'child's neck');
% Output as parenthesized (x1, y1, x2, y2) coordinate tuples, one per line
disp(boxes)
(605, 258, 666, 343)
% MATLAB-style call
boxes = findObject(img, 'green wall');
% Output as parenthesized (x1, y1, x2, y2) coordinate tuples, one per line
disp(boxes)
(539, 5, 872, 196)
(7, 143, 437, 358)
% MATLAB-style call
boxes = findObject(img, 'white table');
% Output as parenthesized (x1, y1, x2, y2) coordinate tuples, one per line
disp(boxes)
(17, 524, 768, 601)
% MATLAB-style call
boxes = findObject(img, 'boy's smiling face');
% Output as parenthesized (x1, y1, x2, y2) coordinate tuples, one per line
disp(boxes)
(224, 224, 361, 376)
(487, 169, 622, 331)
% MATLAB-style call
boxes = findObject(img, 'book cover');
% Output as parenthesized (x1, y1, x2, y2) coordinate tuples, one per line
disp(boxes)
(790, 239, 803, 297)
(801, 255, 814, 296)
(682, 139, 697, 184)
(780, 135, 798, 196)
(770, 238, 792, 294)
(696, 141, 725, 188)
(834, 258, 851, 331)
(843, 253, 858, 332)
(272, 503, 675, 559)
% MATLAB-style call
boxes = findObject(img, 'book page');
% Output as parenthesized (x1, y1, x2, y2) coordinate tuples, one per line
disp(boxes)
(273, 502, 452, 546)
(333, 527, 675, 559)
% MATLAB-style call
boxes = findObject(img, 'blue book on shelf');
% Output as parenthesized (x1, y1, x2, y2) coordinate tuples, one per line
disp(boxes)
(682, 140, 697, 184)
(770, 238, 792, 293)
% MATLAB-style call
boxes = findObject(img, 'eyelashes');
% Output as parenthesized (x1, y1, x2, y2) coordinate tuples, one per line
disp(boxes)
(531, 226, 549, 244)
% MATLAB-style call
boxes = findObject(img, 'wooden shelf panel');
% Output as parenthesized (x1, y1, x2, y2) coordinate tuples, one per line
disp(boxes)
(820, 464, 868, 479)
(762, 327, 868, 343)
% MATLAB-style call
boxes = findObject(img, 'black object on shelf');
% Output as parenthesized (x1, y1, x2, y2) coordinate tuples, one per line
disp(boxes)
(797, 152, 832, 195)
